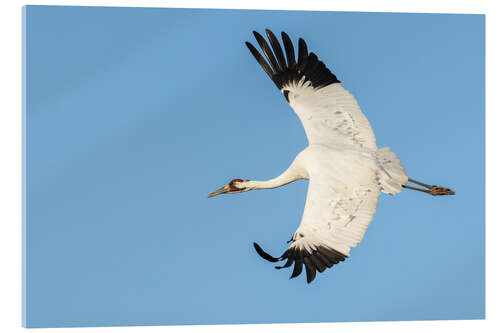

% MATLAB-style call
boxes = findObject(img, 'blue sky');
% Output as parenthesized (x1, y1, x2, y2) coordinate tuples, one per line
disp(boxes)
(23, 6, 484, 328)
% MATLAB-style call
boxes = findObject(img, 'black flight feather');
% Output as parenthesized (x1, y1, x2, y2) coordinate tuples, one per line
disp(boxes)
(297, 38, 308, 72)
(303, 257, 317, 283)
(265, 29, 287, 72)
(303, 53, 319, 76)
(255, 241, 348, 283)
(290, 259, 303, 279)
(245, 30, 341, 102)
(318, 246, 345, 264)
(245, 42, 274, 82)
(253, 242, 279, 263)
(310, 255, 326, 273)
(281, 31, 296, 69)
(275, 256, 293, 270)
(253, 237, 347, 283)
(253, 31, 280, 74)
(315, 251, 334, 268)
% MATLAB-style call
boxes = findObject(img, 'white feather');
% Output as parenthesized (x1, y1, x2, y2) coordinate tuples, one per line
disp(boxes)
(286, 82, 378, 151)
(233, 30, 414, 282)
(246, 81, 408, 263)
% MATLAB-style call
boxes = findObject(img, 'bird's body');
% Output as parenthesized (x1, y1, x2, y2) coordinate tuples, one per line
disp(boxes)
(246, 144, 405, 258)
(208, 30, 454, 283)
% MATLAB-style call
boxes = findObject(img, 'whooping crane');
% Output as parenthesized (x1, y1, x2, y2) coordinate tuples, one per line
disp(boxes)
(208, 30, 454, 283)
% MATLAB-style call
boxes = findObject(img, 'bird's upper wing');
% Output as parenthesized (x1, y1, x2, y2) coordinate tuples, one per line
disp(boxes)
(246, 30, 377, 151)
(254, 156, 381, 283)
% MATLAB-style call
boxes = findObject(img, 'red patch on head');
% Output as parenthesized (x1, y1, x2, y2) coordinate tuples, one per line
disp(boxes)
(229, 179, 247, 191)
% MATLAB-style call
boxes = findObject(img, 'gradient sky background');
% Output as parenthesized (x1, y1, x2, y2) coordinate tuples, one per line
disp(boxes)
(23, 6, 484, 328)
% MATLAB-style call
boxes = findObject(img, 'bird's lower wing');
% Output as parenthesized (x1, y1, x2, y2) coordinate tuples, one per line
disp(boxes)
(255, 172, 380, 283)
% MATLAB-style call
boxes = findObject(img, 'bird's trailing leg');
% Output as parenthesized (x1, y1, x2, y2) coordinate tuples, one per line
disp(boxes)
(402, 178, 455, 196)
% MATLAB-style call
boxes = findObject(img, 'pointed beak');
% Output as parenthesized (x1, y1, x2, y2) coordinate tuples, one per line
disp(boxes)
(207, 185, 230, 198)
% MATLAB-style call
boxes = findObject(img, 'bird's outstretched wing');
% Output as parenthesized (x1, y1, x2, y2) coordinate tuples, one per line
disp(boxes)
(246, 30, 377, 151)
(254, 167, 380, 283)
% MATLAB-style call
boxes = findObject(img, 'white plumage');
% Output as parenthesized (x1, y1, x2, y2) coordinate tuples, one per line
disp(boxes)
(208, 30, 453, 283)
(286, 79, 377, 151)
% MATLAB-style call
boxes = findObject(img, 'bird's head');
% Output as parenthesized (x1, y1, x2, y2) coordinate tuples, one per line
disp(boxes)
(207, 179, 251, 198)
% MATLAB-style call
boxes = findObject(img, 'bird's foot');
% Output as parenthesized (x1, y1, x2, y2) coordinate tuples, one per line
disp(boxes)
(428, 185, 455, 196)
(403, 178, 455, 196)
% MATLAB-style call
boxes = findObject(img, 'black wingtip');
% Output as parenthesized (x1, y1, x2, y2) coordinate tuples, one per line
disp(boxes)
(252, 30, 263, 39)
(245, 41, 255, 52)
(247, 30, 340, 91)
(298, 38, 307, 51)
(304, 257, 317, 283)
(253, 242, 280, 263)
(289, 260, 303, 279)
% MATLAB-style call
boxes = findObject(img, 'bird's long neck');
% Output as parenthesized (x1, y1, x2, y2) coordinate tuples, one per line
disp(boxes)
(247, 165, 304, 190)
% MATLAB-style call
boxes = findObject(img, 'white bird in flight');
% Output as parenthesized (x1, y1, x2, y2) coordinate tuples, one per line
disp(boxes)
(208, 30, 454, 283)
